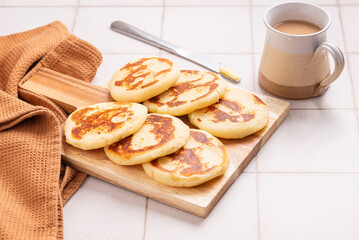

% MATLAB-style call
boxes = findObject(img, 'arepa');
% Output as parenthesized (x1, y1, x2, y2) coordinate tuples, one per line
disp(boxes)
(188, 88, 269, 139)
(64, 102, 147, 150)
(109, 57, 180, 102)
(143, 70, 227, 116)
(104, 114, 190, 165)
(142, 129, 229, 187)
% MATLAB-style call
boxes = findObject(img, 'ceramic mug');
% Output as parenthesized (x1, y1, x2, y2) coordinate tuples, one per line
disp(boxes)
(258, 2, 345, 99)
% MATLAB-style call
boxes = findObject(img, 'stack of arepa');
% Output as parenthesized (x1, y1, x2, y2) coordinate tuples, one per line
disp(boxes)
(64, 57, 269, 187)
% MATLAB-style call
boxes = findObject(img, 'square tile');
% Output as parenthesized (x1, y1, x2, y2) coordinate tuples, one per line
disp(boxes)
(256, 110, 359, 172)
(165, 0, 250, 6)
(74, 7, 163, 53)
(322, 6, 346, 51)
(339, 0, 359, 5)
(79, 0, 163, 6)
(258, 173, 359, 240)
(337, 6, 359, 52)
(253, 54, 354, 109)
(244, 157, 257, 173)
(213, 53, 254, 90)
(252, 0, 336, 6)
(145, 173, 258, 240)
(0, 0, 77, 6)
(162, 7, 251, 53)
(0, 7, 75, 35)
(348, 54, 359, 106)
(252, 6, 345, 53)
(64, 176, 146, 240)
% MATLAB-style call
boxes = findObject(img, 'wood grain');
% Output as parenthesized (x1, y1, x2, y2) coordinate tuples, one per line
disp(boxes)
(23, 68, 290, 217)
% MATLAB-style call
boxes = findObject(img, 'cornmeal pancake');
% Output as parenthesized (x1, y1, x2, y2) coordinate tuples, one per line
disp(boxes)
(143, 70, 227, 116)
(104, 114, 190, 165)
(109, 57, 180, 102)
(64, 102, 147, 150)
(188, 88, 269, 139)
(142, 129, 229, 187)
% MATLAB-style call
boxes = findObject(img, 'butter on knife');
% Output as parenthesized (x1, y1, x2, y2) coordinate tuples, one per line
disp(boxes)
(219, 66, 241, 82)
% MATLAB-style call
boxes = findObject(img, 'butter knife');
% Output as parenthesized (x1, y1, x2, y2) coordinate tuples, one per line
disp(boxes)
(110, 21, 240, 82)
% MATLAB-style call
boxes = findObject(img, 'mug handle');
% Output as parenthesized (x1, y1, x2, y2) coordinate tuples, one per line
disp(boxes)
(313, 42, 345, 97)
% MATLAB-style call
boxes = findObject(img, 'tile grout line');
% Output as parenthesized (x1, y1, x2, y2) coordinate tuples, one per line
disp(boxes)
(158, 0, 166, 57)
(250, 1, 262, 239)
(0, 5, 78, 7)
(248, 0, 258, 173)
(70, 0, 81, 34)
(255, 172, 261, 240)
(242, 172, 359, 174)
(103, 52, 160, 55)
(336, 1, 359, 139)
(249, 1, 261, 239)
(290, 108, 359, 110)
(249, 0, 256, 95)
(100, 51, 359, 55)
(142, 198, 149, 240)
(257, 172, 359, 174)
(102, 51, 255, 54)
(4, 3, 359, 8)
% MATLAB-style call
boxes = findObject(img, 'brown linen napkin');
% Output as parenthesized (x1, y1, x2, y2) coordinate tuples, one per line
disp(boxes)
(0, 21, 102, 239)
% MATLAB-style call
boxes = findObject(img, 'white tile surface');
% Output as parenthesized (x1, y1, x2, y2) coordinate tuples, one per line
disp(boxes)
(252, 6, 345, 53)
(339, 0, 359, 5)
(80, 0, 163, 6)
(244, 157, 257, 173)
(162, 7, 251, 53)
(253, 54, 354, 109)
(347, 54, 359, 106)
(251, 7, 267, 54)
(0, 7, 75, 35)
(252, 0, 336, 6)
(321, 6, 346, 50)
(165, 0, 250, 6)
(3, 1, 359, 239)
(258, 173, 359, 240)
(213, 53, 254, 90)
(341, 6, 359, 52)
(256, 110, 359, 172)
(64, 177, 147, 240)
(145, 173, 258, 240)
(74, 7, 162, 53)
(0, 0, 77, 6)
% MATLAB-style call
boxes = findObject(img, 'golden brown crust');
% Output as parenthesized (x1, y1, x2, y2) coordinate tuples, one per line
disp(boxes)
(205, 98, 255, 123)
(114, 57, 173, 91)
(252, 93, 266, 105)
(70, 102, 132, 140)
(65, 102, 148, 150)
(150, 130, 223, 177)
(188, 88, 269, 139)
(147, 70, 220, 108)
(107, 114, 175, 158)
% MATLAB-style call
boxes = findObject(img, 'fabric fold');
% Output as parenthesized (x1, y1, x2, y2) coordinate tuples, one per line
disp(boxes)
(0, 21, 102, 239)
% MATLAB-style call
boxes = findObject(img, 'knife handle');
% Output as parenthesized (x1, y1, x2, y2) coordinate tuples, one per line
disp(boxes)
(111, 21, 181, 55)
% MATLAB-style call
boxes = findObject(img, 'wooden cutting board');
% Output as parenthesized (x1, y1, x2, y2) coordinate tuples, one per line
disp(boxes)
(22, 68, 290, 217)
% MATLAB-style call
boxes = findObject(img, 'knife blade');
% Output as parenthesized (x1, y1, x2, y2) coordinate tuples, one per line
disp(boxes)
(110, 21, 240, 82)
